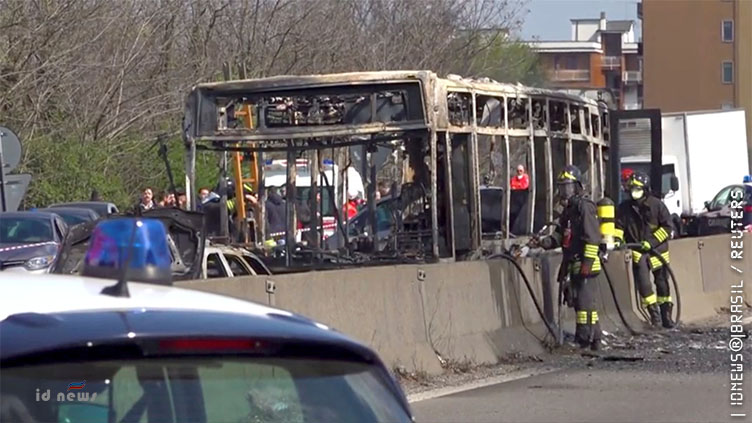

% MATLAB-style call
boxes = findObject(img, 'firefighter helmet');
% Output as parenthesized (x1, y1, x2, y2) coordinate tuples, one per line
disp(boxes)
(557, 165, 582, 184)
(557, 165, 582, 202)
(627, 171, 650, 190)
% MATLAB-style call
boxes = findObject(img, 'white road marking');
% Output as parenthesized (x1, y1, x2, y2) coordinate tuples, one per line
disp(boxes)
(407, 367, 560, 403)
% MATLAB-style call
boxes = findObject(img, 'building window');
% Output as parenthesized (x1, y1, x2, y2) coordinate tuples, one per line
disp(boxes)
(722, 61, 734, 84)
(722, 20, 734, 42)
(566, 56, 578, 70)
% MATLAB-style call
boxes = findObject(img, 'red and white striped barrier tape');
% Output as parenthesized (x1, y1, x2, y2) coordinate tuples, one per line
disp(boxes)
(0, 241, 57, 253)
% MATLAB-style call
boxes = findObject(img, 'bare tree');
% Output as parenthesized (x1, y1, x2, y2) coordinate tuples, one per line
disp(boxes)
(0, 0, 532, 207)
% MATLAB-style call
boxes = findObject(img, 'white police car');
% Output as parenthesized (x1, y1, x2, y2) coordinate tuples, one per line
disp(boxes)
(1, 218, 413, 423)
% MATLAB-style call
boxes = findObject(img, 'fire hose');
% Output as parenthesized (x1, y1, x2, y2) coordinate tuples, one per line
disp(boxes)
(486, 253, 559, 343)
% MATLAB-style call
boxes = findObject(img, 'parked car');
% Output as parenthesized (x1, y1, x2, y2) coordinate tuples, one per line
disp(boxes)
(0, 218, 413, 423)
(203, 242, 272, 278)
(48, 201, 119, 216)
(689, 184, 752, 236)
(34, 207, 100, 227)
(0, 211, 68, 274)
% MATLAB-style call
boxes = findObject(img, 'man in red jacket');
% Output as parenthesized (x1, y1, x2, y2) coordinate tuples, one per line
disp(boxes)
(511, 164, 530, 191)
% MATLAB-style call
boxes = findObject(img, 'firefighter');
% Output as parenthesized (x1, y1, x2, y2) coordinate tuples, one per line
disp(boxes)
(539, 165, 603, 350)
(615, 171, 675, 328)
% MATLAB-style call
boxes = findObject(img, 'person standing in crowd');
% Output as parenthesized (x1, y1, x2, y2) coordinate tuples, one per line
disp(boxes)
(176, 190, 187, 210)
(265, 186, 287, 238)
(378, 181, 391, 199)
(199, 187, 210, 203)
(136, 188, 156, 212)
(345, 188, 360, 220)
(159, 192, 176, 208)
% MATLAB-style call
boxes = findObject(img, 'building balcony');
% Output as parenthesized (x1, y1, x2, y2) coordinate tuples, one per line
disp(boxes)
(550, 69, 591, 82)
(623, 70, 642, 83)
(601, 56, 621, 69)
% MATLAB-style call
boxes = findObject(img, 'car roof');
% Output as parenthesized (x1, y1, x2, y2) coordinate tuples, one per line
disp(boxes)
(50, 201, 116, 207)
(0, 275, 390, 367)
(0, 273, 316, 324)
(36, 207, 98, 216)
(0, 211, 59, 220)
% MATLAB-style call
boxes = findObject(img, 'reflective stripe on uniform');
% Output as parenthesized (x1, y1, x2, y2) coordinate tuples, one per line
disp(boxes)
(227, 199, 236, 212)
(577, 311, 588, 324)
(642, 293, 657, 306)
(591, 311, 599, 323)
(632, 250, 642, 263)
(584, 243, 599, 259)
(657, 296, 672, 304)
(591, 257, 601, 272)
(649, 251, 670, 270)
(653, 227, 669, 243)
(614, 228, 624, 241)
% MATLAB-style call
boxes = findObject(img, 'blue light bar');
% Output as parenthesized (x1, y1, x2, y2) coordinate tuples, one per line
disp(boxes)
(82, 218, 172, 285)
(322, 159, 334, 165)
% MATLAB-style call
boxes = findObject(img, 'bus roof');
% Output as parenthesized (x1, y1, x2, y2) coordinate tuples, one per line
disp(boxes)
(189, 70, 601, 107)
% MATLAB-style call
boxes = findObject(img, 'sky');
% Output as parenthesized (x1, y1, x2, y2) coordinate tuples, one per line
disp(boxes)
(518, 0, 642, 41)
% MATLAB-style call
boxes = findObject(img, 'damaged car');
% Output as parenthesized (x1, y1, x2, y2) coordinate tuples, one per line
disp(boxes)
(51, 208, 270, 280)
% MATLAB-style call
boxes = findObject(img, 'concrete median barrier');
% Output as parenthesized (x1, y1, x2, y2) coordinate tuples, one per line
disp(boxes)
(175, 233, 748, 374)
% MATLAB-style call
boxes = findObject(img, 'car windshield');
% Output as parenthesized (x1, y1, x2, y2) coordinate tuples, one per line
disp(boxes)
(54, 213, 90, 227)
(0, 217, 54, 245)
(1, 357, 411, 423)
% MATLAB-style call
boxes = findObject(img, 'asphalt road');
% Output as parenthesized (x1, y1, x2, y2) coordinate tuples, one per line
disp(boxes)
(411, 367, 745, 423)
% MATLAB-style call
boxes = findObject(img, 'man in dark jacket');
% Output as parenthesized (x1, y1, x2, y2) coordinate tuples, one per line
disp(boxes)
(265, 186, 287, 238)
(615, 171, 675, 328)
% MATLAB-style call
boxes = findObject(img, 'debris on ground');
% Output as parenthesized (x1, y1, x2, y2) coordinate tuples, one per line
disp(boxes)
(397, 312, 752, 395)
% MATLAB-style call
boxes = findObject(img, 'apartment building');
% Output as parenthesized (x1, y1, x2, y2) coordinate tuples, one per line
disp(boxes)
(528, 12, 643, 110)
(643, 0, 751, 166)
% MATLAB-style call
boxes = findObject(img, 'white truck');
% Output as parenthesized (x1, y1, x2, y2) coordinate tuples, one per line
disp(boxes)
(619, 109, 750, 234)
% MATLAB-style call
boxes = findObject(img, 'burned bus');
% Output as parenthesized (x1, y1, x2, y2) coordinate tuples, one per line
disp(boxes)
(182, 71, 610, 266)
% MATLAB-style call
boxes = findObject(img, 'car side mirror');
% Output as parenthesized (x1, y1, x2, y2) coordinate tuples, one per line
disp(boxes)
(670, 176, 679, 192)
(704, 201, 711, 210)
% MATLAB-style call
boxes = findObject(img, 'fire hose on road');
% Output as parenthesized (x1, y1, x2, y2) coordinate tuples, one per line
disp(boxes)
(485, 236, 682, 348)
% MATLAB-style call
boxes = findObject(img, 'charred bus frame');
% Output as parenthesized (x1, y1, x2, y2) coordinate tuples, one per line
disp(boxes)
(182, 71, 611, 265)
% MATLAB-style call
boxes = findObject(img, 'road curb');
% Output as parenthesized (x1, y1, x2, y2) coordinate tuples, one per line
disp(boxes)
(406, 367, 560, 403)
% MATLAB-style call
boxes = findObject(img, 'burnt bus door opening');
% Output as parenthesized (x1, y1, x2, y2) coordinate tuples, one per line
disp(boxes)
(608, 109, 663, 200)
(450, 134, 473, 254)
